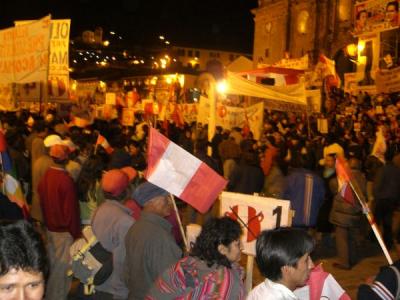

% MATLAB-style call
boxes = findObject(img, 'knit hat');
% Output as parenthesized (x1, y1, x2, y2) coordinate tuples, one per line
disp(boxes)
(132, 181, 169, 207)
(101, 167, 137, 197)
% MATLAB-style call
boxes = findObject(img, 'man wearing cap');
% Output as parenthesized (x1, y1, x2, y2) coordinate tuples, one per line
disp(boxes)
(38, 143, 80, 300)
(31, 134, 63, 223)
(90, 167, 137, 299)
(124, 181, 182, 300)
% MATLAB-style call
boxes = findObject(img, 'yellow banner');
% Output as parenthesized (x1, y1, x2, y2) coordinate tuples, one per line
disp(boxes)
(0, 15, 51, 84)
(15, 19, 70, 100)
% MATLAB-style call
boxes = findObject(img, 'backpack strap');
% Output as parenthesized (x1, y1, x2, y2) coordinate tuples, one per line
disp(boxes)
(71, 235, 97, 261)
(389, 265, 400, 299)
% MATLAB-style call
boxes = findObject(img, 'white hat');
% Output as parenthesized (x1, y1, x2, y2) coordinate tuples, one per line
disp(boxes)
(43, 134, 63, 147)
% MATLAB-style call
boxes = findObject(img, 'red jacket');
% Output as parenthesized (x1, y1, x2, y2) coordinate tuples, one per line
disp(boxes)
(38, 167, 80, 239)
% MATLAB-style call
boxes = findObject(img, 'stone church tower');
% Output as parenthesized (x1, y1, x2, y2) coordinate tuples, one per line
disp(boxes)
(252, 0, 356, 66)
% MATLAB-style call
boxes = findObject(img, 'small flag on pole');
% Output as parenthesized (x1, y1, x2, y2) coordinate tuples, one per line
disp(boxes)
(145, 128, 227, 213)
(96, 134, 114, 154)
(0, 130, 29, 218)
(335, 156, 355, 206)
(371, 126, 387, 164)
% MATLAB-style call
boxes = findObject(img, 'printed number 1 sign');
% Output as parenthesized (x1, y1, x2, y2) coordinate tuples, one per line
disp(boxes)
(220, 192, 291, 256)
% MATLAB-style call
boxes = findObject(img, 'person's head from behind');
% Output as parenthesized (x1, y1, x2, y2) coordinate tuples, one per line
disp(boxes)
(0, 220, 48, 300)
(101, 167, 137, 203)
(132, 181, 171, 217)
(127, 140, 141, 157)
(49, 144, 70, 166)
(190, 217, 243, 268)
(255, 227, 314, 291)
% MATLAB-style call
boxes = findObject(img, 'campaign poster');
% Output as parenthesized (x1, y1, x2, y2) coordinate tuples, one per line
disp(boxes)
(220, 192, 291, 256)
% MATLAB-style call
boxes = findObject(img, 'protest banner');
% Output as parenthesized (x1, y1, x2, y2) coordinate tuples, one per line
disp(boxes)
(376, 66, 400, 93)
(72, 80, 101, 102)
(15, 82, 41, 102)
(220, 192, 291, 256)
(354, 0, 399, 36)
(0, 15, 51, 84)
(47, 19, 70, 100)
(220, 192, 292, 291)
(344, 72, 378, 94)
(157, 102, 198, 124)
(317, 118, 329, 134)
(271, 54, 309, 70)
(121, 108, 135, 126)
(105, 93, 116, 105)
(0, 84, 14, 111)
(216, 102, 264, 140)
(306, 89, 321, 113)
(14, 18, 70, 101)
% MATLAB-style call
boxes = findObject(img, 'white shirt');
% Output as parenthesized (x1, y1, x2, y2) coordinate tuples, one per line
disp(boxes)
(247, 278, 299, 300)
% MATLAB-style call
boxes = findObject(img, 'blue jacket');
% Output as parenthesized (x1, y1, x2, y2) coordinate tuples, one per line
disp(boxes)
(283, 168, 325, 227)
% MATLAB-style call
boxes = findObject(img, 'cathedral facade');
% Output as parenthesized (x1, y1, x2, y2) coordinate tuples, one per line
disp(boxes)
(252, 0, 356, 66)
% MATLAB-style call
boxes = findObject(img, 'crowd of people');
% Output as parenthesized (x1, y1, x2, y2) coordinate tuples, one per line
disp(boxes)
(0, 86, 400, 299)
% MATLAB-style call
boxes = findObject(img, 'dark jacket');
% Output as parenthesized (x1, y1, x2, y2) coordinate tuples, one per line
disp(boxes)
(329, 169, 366, 227)
(373, 162, 400, 202)
(228, 153, 264, 195)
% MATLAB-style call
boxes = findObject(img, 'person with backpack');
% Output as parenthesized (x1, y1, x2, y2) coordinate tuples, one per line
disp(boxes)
(83, 167, 137, 299)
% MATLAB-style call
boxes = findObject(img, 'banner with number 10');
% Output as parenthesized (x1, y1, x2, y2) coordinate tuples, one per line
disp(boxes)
(220, 192, 291, 256)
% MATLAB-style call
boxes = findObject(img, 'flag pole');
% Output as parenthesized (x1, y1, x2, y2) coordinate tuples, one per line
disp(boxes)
(170, 194, 189, 252)
(348, 181, 393, 265)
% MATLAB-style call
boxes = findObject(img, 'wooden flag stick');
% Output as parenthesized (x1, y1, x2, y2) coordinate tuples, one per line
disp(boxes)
(349, 181, 393, 265)
(245, 255, 255, 292)
(170, 194, 189, 252)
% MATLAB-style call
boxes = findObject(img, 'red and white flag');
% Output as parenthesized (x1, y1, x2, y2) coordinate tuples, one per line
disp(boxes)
(96, 134, 114, 154)
(294, 264, 351, 300)
(335, 156, 355, 206)
(238, 66, 304, 86)
(371, 126, 387, 164)
(317, 54, 340, 88)
(145, 128, 227, 213)
(69, 116, 91, 128)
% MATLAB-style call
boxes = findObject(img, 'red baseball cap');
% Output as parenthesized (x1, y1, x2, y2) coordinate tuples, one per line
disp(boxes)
(101, 167, 137, 197)
(49, 144, 69, 161)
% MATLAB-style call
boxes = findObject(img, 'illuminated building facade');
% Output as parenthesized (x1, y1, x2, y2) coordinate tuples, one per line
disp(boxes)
(252, 0, 355, 66)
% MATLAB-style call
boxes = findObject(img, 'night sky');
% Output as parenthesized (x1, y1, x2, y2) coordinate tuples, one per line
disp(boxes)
(0, 0, 258, 53)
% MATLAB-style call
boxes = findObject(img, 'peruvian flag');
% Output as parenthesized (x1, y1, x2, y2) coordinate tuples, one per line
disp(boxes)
(96, 134, 114, 155)
(238, 66, 304, 86)
(69, 116, 90, 128)
(145, 128, 227, 213)
(335, 156, 355, 206)
(318, 54, 340, 88)
(294, 264, 351, 300)
(0, 130, 30, 218)
(171, 103, 184, 128)
(371, 126, 387, 164)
